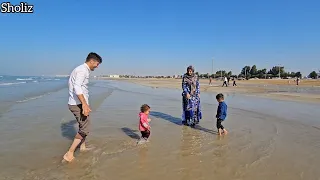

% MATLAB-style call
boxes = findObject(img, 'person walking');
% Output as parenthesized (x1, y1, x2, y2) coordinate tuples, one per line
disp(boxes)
(63, 52, 102, 162)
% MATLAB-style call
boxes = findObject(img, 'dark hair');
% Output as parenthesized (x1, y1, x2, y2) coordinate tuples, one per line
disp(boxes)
(86, 52, 102, 63)
(187, 65, 194, 72)
(140, 104, 150, 113)
(216, 93, 224, 100)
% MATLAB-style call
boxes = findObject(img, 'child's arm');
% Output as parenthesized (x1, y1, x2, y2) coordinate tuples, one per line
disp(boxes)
(142, 122, 150, 129)
(218, 104, 226, 120)
(216, 104, 222, 119)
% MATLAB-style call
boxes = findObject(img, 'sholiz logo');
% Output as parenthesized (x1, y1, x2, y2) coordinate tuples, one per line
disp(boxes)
(1, 2, 34, 13)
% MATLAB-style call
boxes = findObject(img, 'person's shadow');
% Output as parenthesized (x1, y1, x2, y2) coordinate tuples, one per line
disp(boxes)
(121, 127, 141, 140)
(150, 111, 182, 125)
(150, 111, 218, 134)
(193, 125, 218, 135)
(60, 120, 77, 140)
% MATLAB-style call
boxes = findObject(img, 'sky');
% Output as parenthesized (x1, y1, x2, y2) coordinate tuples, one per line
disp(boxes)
(0, 0, 319, 76)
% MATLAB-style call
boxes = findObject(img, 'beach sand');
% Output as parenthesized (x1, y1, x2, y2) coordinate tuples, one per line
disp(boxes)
(1, 80, 320, 180)
(107, 78, 320, 104)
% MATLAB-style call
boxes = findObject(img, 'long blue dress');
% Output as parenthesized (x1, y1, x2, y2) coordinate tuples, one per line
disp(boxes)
(182, 76, 202, 126)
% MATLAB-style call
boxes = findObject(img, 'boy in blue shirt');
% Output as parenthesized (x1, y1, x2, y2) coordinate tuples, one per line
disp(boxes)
(216, 93, 228, 136)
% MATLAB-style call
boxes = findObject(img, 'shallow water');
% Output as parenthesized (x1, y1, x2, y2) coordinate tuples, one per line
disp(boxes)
(1, 80, 320, 180)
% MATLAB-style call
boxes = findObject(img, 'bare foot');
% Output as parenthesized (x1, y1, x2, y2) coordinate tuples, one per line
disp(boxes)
(80, 146, 95, 152)
(63, 152, 74, 163)
(223, 129, 228, 135)
(218, 129, 222, 136)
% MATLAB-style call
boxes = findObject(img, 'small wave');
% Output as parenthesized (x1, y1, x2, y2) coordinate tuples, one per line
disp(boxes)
(54, 79, 60, 80)
(33, 80, 38, 83)
(0, 82, 27, 86)
(16, 78, 33, 81)
(16, 95, 45, 103)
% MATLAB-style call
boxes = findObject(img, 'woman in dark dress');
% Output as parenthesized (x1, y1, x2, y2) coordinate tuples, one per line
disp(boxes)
(181, 65, 202, 126)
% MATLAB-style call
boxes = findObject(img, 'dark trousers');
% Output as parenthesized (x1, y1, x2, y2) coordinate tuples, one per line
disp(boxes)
(233, 81, 237, 86)
(141, 130, 150, 139)
(216, 119, 224, 130)
(222, 81, 228, 87)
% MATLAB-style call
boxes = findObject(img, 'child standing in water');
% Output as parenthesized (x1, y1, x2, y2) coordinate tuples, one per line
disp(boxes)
(138, 104, 151, 144)
(216, 93, 228, 136)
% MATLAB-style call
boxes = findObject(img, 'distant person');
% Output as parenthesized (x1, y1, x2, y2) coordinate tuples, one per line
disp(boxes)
(296, 77, 300, 86)
(137, 104, 151, 144)
(216, 93, 228, 136)
(222, 76, 228, 87)
(209, 76, 212, 86)
(63, 52, 102, 162)
(227, 76, 230, 85)
(232, 77, 237, 86)
(182, 65, 202, 126)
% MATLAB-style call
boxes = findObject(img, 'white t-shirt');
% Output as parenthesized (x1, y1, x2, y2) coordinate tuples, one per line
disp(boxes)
(68, 63, 91, 105)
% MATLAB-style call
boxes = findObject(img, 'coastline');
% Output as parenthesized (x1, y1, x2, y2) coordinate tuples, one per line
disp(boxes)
(100, 78, 320, 104)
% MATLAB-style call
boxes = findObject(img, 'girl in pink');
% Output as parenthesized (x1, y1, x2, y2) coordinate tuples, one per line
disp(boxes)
(139, 104, 151, 142)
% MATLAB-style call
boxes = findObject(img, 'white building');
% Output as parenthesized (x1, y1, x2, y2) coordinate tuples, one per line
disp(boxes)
(109, 75, 120, 78)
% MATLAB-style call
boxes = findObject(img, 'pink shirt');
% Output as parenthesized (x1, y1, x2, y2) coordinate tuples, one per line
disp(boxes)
(139, 112, 149, 131)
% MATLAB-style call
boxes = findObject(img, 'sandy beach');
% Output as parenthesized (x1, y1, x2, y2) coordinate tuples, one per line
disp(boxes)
(1, 79, 320, 180)
(106, 78, 320, 104)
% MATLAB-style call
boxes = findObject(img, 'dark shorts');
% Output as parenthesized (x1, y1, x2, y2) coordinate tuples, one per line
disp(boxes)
(216, 119, 224, 130)
(141, 130, 150, 139)
(68, 104, 91, 137)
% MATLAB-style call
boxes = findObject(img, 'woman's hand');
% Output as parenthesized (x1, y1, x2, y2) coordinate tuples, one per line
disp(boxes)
(186, 93, 191, 99)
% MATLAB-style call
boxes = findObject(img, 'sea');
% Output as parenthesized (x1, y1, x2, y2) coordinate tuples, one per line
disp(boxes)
(0, 75, 69, 115)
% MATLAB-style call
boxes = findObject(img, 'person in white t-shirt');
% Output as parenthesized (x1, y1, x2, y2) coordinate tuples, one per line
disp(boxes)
(63, 52, 102, 163)
(222, 76, 228, 87)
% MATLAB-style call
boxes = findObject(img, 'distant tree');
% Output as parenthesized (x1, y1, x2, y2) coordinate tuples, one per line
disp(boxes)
(227, 71, 232, 77)
(195, 72, 199, 76)
(215, 70, 226, 77)
(308, 71, 318, 79)
(246, 73, 251, 80)
(250, 65, 258, 76)
(268, 66, 285, 77)
(241, 66, 251, 76)
(295, 72, 302, 78)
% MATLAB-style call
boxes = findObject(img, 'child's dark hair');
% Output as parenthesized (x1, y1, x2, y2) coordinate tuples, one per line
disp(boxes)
(140, 104, 150, 113)
(216, 93, 224, 100)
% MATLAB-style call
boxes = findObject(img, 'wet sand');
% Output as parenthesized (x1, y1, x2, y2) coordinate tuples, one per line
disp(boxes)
(1, 80, 320, 180)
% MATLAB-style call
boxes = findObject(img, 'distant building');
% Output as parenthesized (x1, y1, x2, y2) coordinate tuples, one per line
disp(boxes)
(109, 75, 120, 78)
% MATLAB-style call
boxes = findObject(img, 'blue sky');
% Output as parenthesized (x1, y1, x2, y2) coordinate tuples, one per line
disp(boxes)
(0, 0, 319, 76)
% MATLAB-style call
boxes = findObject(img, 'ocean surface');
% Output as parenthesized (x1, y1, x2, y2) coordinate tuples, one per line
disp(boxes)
(0, 77, 320, 180)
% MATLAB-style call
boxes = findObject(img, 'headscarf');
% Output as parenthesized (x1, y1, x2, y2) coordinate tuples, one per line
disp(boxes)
(183, 65, 197, 95)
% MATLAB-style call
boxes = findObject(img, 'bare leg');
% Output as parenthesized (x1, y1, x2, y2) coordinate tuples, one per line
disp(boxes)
(223, 129, 228, 135)
(80, 139, 94, 152)
(63, 133, 82, 162)
(218, 128, 222, 136)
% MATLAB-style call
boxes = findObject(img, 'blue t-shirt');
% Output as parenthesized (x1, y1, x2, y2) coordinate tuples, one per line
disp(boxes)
(216, 101, 227, 120)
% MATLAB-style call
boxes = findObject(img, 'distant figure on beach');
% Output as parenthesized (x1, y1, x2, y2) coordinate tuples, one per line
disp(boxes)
(216, 93, 228, 136)
(63, 52, 102, 162)
(182, 65, 202, 126)
(209, 76, 212, 86)
(232, 77, 237, 86)
(137, 104, 151, 144)
(222, 76, 228, 87)
(296, 77, 300, 86)
(227, 76, 230, 85)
